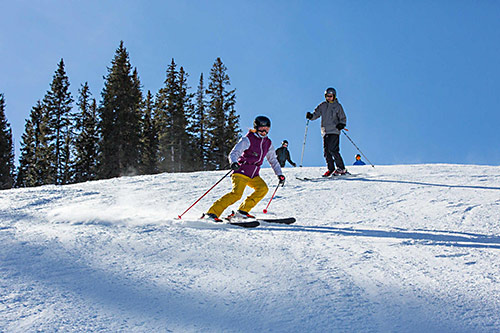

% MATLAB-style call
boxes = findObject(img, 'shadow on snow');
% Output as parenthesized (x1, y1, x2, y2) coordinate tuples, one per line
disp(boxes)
(261, 224, 500, 249)
(0, 235, 260, 331)
(342, 177, 500, 191)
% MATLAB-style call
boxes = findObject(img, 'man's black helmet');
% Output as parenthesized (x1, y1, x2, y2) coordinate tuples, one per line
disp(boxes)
(324, 87, 336, 97)
(282, 140, 288, 145)
(254, 115, 271, 129)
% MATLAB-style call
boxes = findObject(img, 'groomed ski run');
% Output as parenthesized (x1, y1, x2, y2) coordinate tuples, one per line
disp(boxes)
(1, 164, 500, 332)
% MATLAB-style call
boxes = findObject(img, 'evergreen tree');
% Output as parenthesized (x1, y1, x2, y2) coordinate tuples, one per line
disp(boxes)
(186, 73, 208, 171)
(16, 114, 37, 187)
(99, 41, 143, 179)
(43, 59, 74, 184)
(205, 58, 240, 170)
(155, 59, 192, 172)
(177, 66, 195, 171)
(73, 83, 99, 183)
(17, 101, 52, 187)
(155, 59, 178, 173)
(140, 90, 159, 174)
(0, 94, 15, 189)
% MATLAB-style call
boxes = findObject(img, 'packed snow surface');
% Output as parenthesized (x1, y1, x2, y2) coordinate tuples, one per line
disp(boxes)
(1, 164, 500, 332)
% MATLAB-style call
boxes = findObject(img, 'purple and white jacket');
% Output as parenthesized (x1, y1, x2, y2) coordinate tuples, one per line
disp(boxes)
(229, 131, 283, 179)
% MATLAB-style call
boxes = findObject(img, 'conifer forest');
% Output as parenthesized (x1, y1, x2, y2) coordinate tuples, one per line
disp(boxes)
(0, 41, 241, 189)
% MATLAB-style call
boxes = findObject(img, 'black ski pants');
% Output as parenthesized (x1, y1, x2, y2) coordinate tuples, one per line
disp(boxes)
(323, 134, 345, 171)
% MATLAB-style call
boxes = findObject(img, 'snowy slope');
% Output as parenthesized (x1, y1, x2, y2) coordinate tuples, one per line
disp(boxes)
(1, 164, 500, 332)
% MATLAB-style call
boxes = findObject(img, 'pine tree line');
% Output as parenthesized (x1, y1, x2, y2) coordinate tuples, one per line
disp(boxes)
(0, 93, 15, 189)
(3, 41, 240, 189)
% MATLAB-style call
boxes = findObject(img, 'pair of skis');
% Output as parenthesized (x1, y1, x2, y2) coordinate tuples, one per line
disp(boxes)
(228, 217, 296, 228)
(295, 172, 355, 182)
(206, 215, 296, 228)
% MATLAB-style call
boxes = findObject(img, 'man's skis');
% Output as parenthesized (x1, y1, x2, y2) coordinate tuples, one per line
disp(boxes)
(296, 173, 356, 182)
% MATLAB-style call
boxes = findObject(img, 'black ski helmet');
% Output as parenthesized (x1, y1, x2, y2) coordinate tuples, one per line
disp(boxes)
(324, 87, 336, 98)
(254, 115, 271, 129)
(282, 140, 288, 145)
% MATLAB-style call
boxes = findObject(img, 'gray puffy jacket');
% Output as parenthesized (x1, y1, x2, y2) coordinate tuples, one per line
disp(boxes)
(310, 99, 347, 136)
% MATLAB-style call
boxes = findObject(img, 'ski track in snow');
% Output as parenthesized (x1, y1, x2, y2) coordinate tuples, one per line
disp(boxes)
(1, 164, 500, 332)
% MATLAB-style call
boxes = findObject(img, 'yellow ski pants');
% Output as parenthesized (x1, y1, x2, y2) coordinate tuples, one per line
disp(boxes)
(207, 173, 269, 218)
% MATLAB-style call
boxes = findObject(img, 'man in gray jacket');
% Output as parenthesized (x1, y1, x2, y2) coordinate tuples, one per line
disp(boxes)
(306, 87, 347, 177)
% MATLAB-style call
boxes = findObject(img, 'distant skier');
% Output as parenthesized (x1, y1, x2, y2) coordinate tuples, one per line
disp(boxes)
(306, 87, 347, 177)
(204, 116, 285, 222)
(275, 140, 296, 168)
(353, 154, 366, 165)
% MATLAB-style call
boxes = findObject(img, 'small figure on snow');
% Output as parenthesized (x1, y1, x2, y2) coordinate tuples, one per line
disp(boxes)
(275, 140, 296, 168)
(353, 154, 366, 165)
(204, 116, 285, 222)
(306, 87, 348, 177)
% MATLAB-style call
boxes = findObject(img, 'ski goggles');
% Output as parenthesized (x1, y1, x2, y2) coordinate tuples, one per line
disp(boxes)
(257, 127, 269, 135)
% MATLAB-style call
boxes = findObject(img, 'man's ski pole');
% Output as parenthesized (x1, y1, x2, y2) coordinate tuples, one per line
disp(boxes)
(177, 169, 232, 219)
(299, 119, 309, 167)
(342, 129, 375, 167)
(263, 183, 281, 214)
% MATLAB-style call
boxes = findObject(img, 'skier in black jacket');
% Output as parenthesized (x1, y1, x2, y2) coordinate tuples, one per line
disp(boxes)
(275, 140, 296, 167)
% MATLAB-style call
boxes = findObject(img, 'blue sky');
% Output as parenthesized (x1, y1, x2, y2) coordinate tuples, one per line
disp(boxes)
(1, 0, 499, 168)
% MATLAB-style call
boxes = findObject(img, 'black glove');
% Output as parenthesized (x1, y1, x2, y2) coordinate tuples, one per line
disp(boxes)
(291, 162, 297, 167)
(306, 112, 313, 120)
(230, 162, 241, 170)
(278, 175, 286, 186)
(336, 123, 345, 130)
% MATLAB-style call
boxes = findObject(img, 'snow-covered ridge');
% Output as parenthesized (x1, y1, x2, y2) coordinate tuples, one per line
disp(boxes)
(1, 164, 500, 332)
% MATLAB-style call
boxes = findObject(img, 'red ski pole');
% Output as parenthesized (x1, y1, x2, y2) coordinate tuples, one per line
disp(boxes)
(263, 183, 281, 214)
(177, 170, 232, 219)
